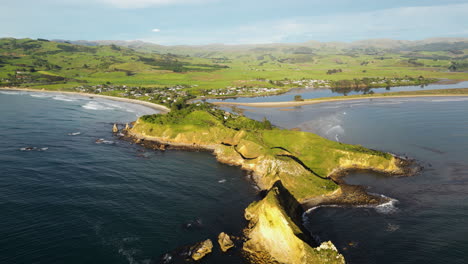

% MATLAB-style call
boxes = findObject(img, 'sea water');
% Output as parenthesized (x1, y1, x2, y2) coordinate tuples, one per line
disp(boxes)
(236, 97, 468, 264)
(0, 91, 257, 264)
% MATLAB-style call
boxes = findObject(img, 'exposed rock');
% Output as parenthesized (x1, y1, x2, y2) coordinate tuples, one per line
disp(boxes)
(112, 123, 119, 133)
(190, 239, 213, 261)
(243, 181, 345, 264)
(125, 123, 130, 130)
(126, 112, 414, 264)
(218, 232, 234, 252)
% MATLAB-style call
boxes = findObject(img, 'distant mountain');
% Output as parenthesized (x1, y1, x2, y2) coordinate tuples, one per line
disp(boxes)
(53, 37, 468, 55)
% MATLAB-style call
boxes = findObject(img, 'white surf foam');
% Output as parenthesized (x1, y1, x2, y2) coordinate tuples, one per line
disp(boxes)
(30, 93, 52, 98)
(52, 95, 77, 102)
(82, 101, 115, 110)
(303, 195, 399, 215)
(0, 91, 23, 95)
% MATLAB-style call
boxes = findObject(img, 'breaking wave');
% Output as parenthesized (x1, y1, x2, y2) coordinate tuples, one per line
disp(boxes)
(52, 95, 77, 102)
(82, 101, 115, 110)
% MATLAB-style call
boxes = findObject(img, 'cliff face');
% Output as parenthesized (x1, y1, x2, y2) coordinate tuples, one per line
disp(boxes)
(243, 182, 345, 264)
(129, 110, 411, 264)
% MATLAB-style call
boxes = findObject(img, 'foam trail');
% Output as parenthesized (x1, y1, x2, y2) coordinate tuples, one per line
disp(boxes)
(82, 101, 114, 110)
(0, 91, 22, 95)
(30, 93, 52, 98)
(53, 95, 77, 102)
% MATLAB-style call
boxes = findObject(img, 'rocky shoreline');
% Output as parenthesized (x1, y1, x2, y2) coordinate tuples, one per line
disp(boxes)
(117, 121, 417, 264)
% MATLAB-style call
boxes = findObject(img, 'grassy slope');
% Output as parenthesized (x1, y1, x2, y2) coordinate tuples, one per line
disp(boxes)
(130, 108, 404, 264)
(1, 38, 468, 92)
(131, 108, 399, 201)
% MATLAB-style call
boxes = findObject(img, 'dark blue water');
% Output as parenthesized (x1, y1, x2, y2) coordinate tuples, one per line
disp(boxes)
(0, 91, 257, 264)
(207, 81, 468, 103)
(236, 97, 468, 264)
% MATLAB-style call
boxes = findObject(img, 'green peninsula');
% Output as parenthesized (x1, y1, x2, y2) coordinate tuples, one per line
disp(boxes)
(126, 104, 412, 264)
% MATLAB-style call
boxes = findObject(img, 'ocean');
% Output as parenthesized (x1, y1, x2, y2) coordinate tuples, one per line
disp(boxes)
(235, 96, 468, 264)
(0, 91, 257, 264)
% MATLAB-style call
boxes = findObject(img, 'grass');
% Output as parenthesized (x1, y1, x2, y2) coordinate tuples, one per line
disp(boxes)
(1, 38, 468, 93)
(133, 106, 399, 201)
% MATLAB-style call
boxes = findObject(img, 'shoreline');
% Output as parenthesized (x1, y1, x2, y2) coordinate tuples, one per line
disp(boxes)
(123, 121, 415, 263)
(212, 94, 468, 108)
(0, 87, 171, 113)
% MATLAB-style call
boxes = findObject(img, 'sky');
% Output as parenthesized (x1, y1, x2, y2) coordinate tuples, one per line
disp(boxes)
(1, 0, 467, 45)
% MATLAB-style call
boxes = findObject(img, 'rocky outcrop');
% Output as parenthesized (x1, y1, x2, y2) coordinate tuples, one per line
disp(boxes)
(126, 112, 415, 264)
(243, 182, 345, 264)
(112, 123, 119, 133)
(190, 239, 213, 261)
(218, 232, 235, 252)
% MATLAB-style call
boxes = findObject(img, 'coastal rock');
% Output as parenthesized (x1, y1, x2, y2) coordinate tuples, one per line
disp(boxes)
(112, 123, 119, 133)
(127, 110, 413, 264)
(125, 123, 130, 130)
(190, 239, 213, 261)
(243, 182, 345, 264)
(218, 232, 234, 252)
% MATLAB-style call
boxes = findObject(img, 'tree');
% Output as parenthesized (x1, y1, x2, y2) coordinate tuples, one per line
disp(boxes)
(262, 117, 273, 130)
(294, 95, 304, 101)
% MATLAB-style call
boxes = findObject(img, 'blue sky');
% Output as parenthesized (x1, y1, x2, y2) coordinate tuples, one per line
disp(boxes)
(1, 0, 467, 45)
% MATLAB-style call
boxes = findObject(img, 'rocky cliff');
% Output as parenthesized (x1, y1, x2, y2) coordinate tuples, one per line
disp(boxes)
(127, 109, 412, 263)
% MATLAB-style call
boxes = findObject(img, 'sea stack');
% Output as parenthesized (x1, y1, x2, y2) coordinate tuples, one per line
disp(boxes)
(190, 239, 213, 261)
(218, 232, 234, 252)
(112, 124, 118, 133)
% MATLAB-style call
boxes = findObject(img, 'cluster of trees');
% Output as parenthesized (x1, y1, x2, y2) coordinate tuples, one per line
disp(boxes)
(449, 61, 468, 72)
(326, 69, 342, 75)
(141, 102, 273, 131)
(328, 76, 432, 89)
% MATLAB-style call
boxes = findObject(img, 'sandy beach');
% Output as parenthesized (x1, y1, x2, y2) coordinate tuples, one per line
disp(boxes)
(212, 94, 468, 108)
(0, 87, 170, 113)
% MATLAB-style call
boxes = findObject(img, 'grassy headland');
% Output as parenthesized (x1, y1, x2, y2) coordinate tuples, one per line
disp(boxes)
(125, 104, 413, 263)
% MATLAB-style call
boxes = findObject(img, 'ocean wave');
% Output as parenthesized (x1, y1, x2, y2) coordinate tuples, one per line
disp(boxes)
(19, 147, 49, 151)
(30, 93, 52, 98)
(303, 194, 399, 215)
(0, 91, 23, 95)
(82, 101, 115, 110)
(374, 197, 399, 214)
(95, 138, 115, 144)
(68, 132, 81, 136)
(52, 95, 77, 102)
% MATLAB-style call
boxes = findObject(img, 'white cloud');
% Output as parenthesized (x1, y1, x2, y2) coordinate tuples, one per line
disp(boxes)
(152, 28, 161, 32)
(224, 3, 468, 44)
(139, 3, 468, 45)
(99, 0, 212, 8)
